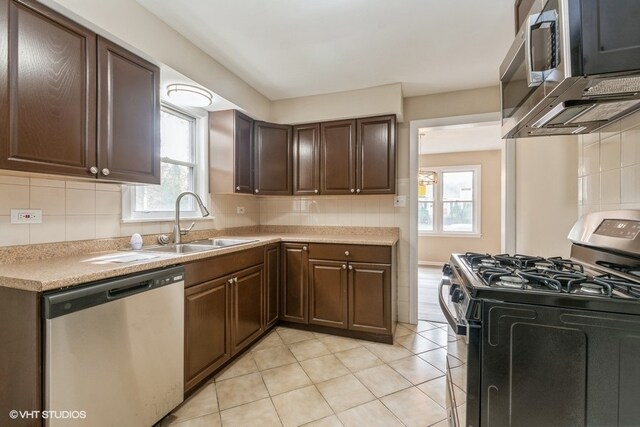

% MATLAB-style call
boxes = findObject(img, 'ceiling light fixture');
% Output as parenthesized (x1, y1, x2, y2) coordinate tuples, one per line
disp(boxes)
(166, 84, 213, 107)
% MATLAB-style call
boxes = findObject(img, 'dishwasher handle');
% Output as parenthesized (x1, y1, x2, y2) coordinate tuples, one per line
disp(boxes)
(107, 281, 153, 300)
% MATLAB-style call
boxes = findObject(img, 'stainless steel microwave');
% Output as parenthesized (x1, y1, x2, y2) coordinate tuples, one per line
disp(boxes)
(500, 0, 640, 138)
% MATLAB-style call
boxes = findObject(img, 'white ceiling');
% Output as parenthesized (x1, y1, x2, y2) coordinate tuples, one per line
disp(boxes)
(137, 0, 514, 101)
(419, 121, 502, 154)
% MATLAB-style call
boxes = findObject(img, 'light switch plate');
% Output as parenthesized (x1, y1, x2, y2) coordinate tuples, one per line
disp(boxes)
(237, 206, 246, 214)
(11, 208, 42, 224)
(394, 196, 406, 208)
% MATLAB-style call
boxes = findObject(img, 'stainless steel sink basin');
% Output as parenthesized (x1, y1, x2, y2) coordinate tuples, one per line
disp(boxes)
(139, 244, 217, 254)
(190, 238, 257, 248)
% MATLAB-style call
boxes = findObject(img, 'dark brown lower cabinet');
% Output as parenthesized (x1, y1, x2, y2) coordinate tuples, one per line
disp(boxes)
(264, 244, 280, 328)
(308, 259, 348, 329)
(230, 265, 264, 355)
(348, 262, 392, 335)
(281, 243, 309, 323)
(184, 276, 230, 392)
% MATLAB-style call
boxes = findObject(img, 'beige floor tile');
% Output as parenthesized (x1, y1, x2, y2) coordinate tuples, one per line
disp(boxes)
(302, 415, 343, 427)
(418, 320, 443, 332)
(354, 365, 411, 398)
(251, 331, 285, 352)
(316, 374, 375, 413)
(337, 400, 403, 427)
(364, 342, 413, 363)
(389, 355, 444, 385)
(261, 362, 313, 396)
(419, 328, 449, 347)
(395, 333, 441, 354)
(300, 355, 350, 383)
(417, 376, 466, 409)
(215, 352, 258, 381)
(289, 339, 331, 361)
(272, 385, 333, 427)
(394, 323, 414, 337)
(216, 372, 269, 410)
(220, 397, 282, 427)
(431, 420, 449, 427)
(418, 348, 448, 372)
(253, 345, 297, 371)
(169, 381, 218, 422)
(380, 387, 447, 427)
(333, 346, 383, 372)
(278, 327, 316, 344)
(168, 412, 221, 427)
(318, 335, 363, 353)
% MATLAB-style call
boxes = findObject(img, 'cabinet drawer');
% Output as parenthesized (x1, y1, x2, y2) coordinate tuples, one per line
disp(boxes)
(184, 246, 264, 288)
(308, 243, 390, 263)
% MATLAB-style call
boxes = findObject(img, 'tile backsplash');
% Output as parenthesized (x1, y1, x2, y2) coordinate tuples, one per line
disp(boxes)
(578, 111, 640, 216)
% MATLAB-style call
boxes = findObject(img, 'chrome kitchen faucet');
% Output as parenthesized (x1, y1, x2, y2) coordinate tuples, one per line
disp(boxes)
(173, 191, 210, 244)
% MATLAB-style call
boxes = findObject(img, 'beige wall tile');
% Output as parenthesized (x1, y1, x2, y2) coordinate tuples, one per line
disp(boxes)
(30, 186, 65, 215)
(66, 189, 95, 215)
(30, 215, 65, 244)
(582, 142, 600, 175)
(96, 183, 121, 192)
(95, 215, 122, 239)
(621, 164, 640, 204)
(600, 170, 621, 205)
(0, 183, 30, 215)
(582, 174, 600, 206)
(65, 215, 95, 241)
(0, 216, 30, 246)
(0, 175, 29, 185)
(600, 135, 621, 171)
(621, 126, 640, 167)
(30, 177, 65, 188)
(66, 180, 96, 190)
(95, 191, 122, 215)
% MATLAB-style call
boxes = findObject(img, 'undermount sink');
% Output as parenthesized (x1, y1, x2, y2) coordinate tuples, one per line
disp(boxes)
(139, 239, 256, 255)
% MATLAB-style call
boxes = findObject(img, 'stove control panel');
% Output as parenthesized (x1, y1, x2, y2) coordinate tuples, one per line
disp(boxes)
(595, 219, 640, 240)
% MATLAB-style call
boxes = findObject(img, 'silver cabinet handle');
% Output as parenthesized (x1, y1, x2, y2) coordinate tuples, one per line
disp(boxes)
(350, 189, 355, 193)
(101, 168, 110, 176)
(236, 186, 240, 191)
(89, 166, 98, 175)
(314, 189, 318, 194)
(228, 278, 233, 285)
(342, 264, 347, 269)
(302, 246, 308, 251)
(345, 250, 350, 256)
(356, 188, 361, 194)
(234, 277, 238, 283)
(255, 189, 259, 193)
(348, 265, 353, 270)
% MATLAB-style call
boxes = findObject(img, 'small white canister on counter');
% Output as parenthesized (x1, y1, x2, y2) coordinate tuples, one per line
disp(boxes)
(130, 233, 143, 250)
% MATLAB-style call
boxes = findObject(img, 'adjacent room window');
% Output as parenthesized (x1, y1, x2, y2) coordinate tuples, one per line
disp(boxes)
(418, 165, 481, 235)
(122, 104, 208, 221)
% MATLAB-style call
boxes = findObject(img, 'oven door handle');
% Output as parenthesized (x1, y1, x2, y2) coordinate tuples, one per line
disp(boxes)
(438, 276, 467, 336)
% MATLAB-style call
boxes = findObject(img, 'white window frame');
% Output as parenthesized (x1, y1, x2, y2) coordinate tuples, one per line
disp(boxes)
(122, 103, 209, 222)
(419, 164, 481, 237)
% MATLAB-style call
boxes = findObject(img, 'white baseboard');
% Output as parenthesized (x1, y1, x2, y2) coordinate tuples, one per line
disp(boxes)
(418, 261, 445, 267)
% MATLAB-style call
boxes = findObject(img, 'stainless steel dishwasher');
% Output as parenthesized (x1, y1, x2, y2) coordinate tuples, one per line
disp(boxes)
(43, 266, 185, 427)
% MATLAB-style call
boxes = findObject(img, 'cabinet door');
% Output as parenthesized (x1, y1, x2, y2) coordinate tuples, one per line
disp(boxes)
(264, 244, 280, 328)
(234, 110, 254, 194)
(320, 120, 356, 195)
(356, 115, 396, 194)
(0, 0, 97, 177)
(185, 276, 230, 392)
(293, 124, 320, 195)
(348, 262, 392, 335)
(97, 36, 160, 184)
(281, 243, 309, 324)
(231, 265, 264, 355)
(254, 121, 292, 195)
(308, 259, 348, 329)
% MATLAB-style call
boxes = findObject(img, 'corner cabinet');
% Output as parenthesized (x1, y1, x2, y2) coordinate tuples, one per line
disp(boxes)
(281, 243, 309, 324)
(0, 0, 160, 184)
(264, 243, 280, 328)
(292, 124, 320, 195)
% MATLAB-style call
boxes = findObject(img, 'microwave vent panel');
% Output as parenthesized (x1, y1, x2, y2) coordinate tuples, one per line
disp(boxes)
(569, 100, 640, 123)
(528, 127, 582, 136)
(585, 77, 640, 96)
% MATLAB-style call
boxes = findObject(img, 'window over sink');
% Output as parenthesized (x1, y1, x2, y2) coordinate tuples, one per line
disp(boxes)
(419, 165, 481, 236)
(122, 104, 209, 221)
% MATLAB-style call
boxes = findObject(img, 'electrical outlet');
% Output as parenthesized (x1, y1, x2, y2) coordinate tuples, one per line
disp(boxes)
(11, 208, 42, 224)
(393, 196, 406, 208)
(236, 206, 246, 214)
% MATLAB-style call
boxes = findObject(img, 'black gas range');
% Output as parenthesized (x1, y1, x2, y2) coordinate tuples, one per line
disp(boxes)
(440, 211, 640, 427)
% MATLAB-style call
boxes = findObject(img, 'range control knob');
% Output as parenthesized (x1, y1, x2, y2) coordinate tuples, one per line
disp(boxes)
(442, 264, 452, 275)
(451, 288, 465, 304)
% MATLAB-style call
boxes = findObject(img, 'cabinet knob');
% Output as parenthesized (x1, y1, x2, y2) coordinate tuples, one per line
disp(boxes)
(255, 189, 259, 194)
(89, 166, 98, 175)
(344, 250, 350, 256)
(234, 277, 238, 283)
(356, 188, 361, 194)
(314, 189, 318, 194)
(348, 265, 353, 270)
(350, 189, 355, 193)
(342, 264, 347, 269)
(236, 186, 240, 191)
(228, 279, 233, 285)
(101, 168, 110, 176)
(302, 246, 308, 251)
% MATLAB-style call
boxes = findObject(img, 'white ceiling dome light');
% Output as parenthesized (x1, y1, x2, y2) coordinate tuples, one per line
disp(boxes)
(166, 83, 213, 107)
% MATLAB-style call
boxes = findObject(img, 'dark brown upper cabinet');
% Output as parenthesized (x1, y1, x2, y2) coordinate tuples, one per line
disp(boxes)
(97, 37, 160, 184)
(0, 0, 160, 184)
(209, 109, 254, 194)
(356, 115, 396, 195)
(254, 121, 292, 195)
(292, 124, 320, 195)
(320, 119, 356, 195)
